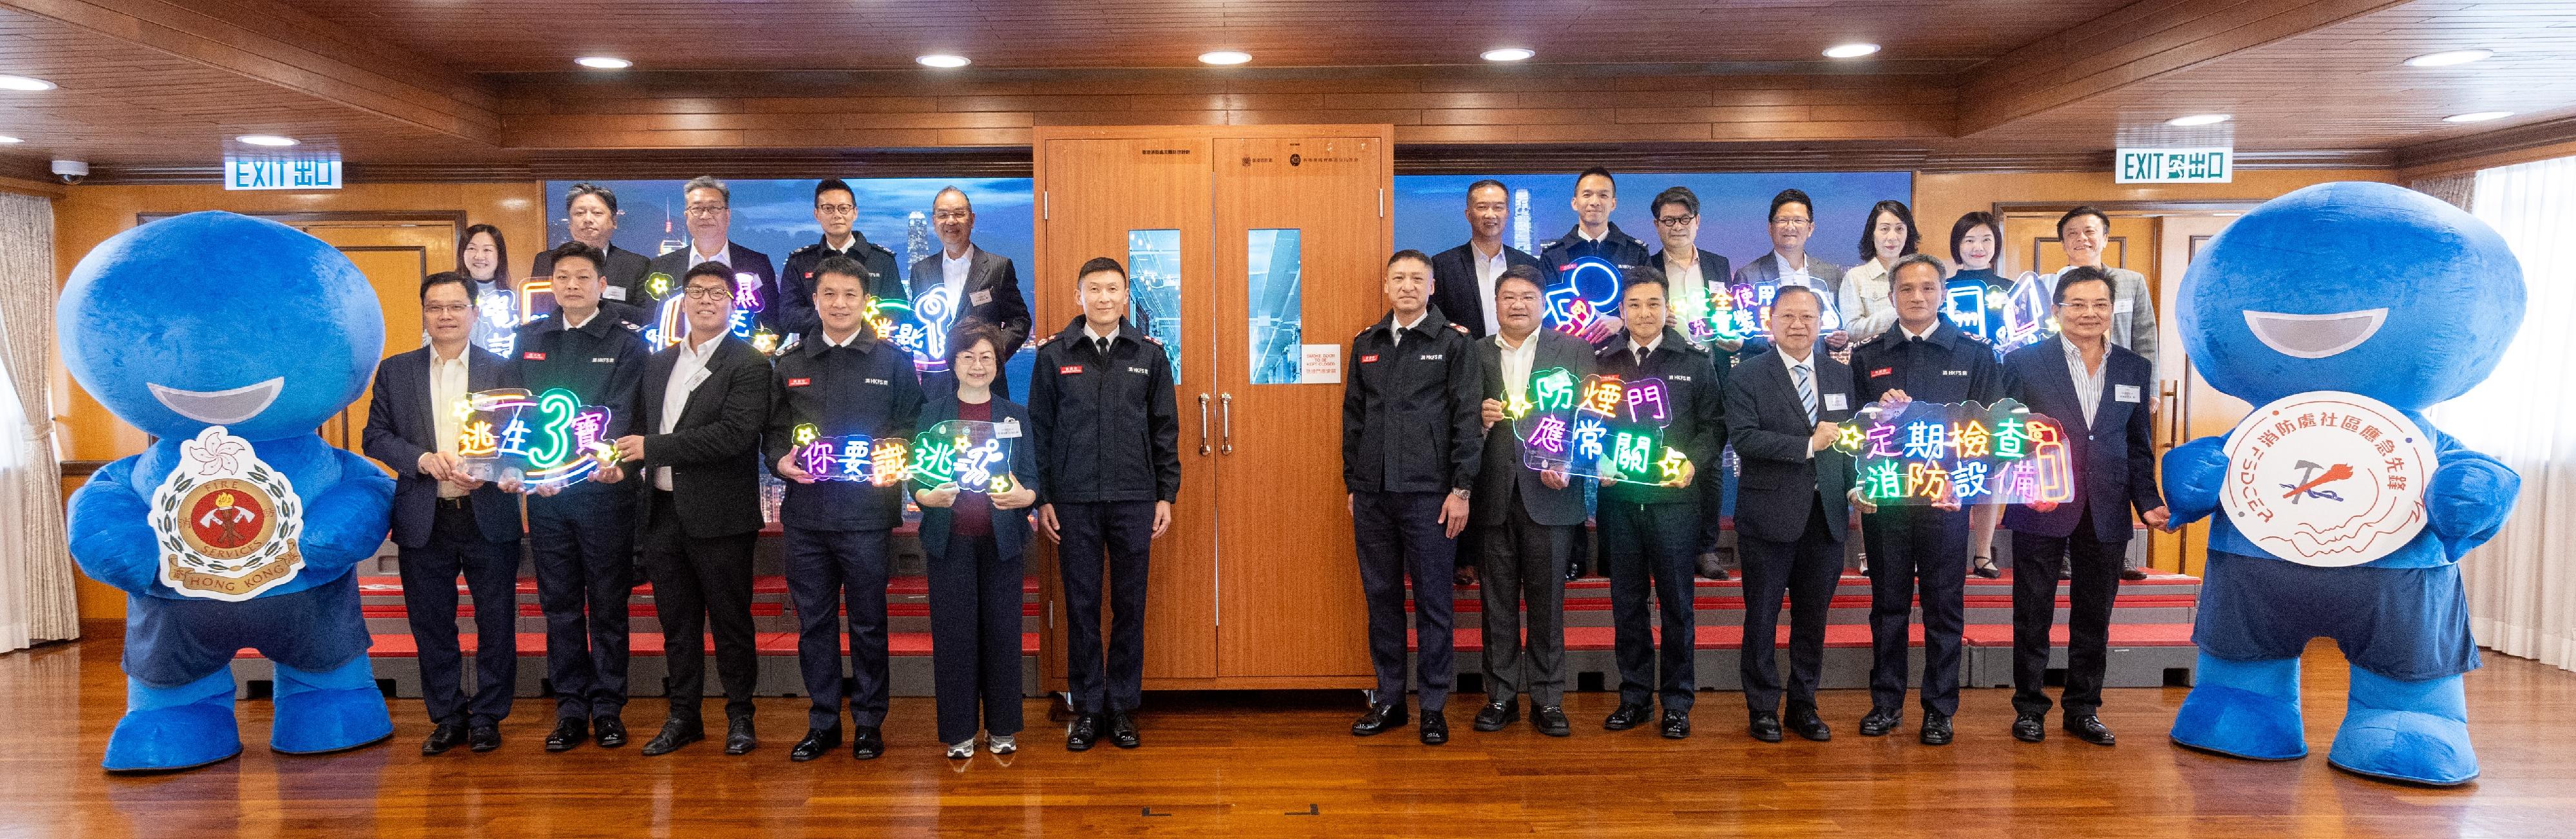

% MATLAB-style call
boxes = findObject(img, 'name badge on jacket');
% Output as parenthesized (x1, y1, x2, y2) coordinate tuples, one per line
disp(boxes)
(866, 377, 890, 386)
(996, 419, 1023, 438)
(1824, 393, 1848, 411)
(2114, 298, 2135, 314)
(786, 377, 811, 388)
(603, 286, 627, 301)
(971, 288, 993, 306)
(2116, 384, 2142, 403)
(1058, 364, 1083, 375)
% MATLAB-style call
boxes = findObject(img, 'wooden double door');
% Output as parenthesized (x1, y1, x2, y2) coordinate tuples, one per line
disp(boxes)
(1030, 126, 1393, 691)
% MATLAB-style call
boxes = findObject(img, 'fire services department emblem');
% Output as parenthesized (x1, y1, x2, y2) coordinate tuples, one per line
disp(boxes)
(148, 426, 305, 601)
(2219, 390, 2433, 567)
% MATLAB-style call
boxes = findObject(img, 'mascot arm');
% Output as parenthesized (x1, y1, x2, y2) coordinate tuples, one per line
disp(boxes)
(2161, 435, 2230, 525)
(2425, 434, 2519, 558)
(293, 449, 397, 577)
(64, 457, 162, 594)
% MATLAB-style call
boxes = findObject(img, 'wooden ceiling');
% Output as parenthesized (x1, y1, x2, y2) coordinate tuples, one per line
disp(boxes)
(0, 0, 2566, 180)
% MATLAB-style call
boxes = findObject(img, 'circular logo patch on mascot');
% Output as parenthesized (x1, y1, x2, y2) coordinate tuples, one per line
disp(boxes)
(149, 426, 305, 601)
(2221, 391, 2432, 567)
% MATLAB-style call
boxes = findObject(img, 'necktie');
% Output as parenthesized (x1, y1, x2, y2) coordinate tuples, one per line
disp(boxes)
(1095, 337, 1111, 357)
(1794, 364, 1816, 423)
(1634, 347, 1648, 366)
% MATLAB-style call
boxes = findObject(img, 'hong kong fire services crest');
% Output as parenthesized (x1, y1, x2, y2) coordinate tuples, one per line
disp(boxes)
(149, 426, 305, 601)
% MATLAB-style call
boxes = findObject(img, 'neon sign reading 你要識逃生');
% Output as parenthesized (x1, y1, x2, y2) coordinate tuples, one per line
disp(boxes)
(454, 388, 621, 489)
(907, 419, 1017, 495)
(790, 423, 914, 487)
(1832, 397, 2074, 505)
(1508, 367, 1694, 487)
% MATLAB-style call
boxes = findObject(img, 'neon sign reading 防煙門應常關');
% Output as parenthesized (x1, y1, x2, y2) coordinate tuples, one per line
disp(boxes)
(453, 388, 621, 489)
(907, 420, 1017, 495)
(1832, 398, 2074, 505)
(870, 286, 957, 374)
(790, 423, 914, 486)
(1542, 257, 1622, 337)
(1508, 367, 1694, 487)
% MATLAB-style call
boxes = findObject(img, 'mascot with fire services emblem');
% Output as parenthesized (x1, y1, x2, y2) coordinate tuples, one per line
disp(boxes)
(60, 211, 396, 771)
(2161, 182, 2523, 786)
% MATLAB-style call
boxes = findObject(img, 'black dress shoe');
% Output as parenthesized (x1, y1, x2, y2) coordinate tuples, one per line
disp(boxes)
(724, 717, 757, 755)
(1859, 708, 1901, 737)
(790, 727, 841, 762)
(2012, 713, 2047, 742)
(853, 725, 885, 759)
(2064, 714, 2117, 746)
(1603, 702, 1651, 731)
(1420, 710, 1449, 745)
(1919, 712, 1954, 746)
(1697, 552, 1730, 581)
(1660, 710, 1691, 739)
(423, 722, 467, 755)
(1748, 712, 1783, 743)
(1352, 702, 1408, 736)
(2121, 566, 2149, 581)
(1972, 557, 2002, 579)
(593, 715, 628, 748)
(1108, 710, 1140, 749)
(1473, 701, 1519, 732)
(1066, 714, 1101, 751)
(1788, 709, 1832, 742)
(468, 722, 502, 752)
(1564, 557, 1584, 581)
(544, 717, 588, 752)
(640, 719, 704, 756)
(1533, 705, 1571, 737)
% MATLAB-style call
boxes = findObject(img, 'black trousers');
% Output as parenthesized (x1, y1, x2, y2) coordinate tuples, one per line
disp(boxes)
(1738, 493, 1844, 715)
(398, 498, 520, 726)
(527, 488, 635, 720)
(786, 525, 891, 729)
(640, 491, 759, 723)
(1054, 500, 1154, 715)
(1477, 488, 1569, 708)
(1862, 505, 1969, 715)
(1697, 449, 1730, 557)
(1599, 498, 1699, 712)
(2011, 501, 2125, 717)
(931, 532, 1025, 743)
(1354, 491, 1457, 709)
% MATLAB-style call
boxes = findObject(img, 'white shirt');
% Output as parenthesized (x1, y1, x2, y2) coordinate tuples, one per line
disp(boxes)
(655, 332, 724, 491)
(429, 346, 470, 497)
(1663, 254, 1710, 344)
(1779, 346, 1819, 459)
(2064, 337, 2107, 428)
(689, 242, 732, 269)
(1577, 227, 1608, 244)
(1773, 250, 1814, 283)
(1496, 330, 1540, 406)
(1388, 310, 1427, 348)
(942, 245, 975, 307)
(1627, 331, 1662, 365)
(1471, 242, 1508, 333)
(564, 308, 600, 330)
(1839, 258, 1898, 344)
(1898, 321, 1938, 343)
(820, 327, 866, 349)
(1082, 321, 1121, 355)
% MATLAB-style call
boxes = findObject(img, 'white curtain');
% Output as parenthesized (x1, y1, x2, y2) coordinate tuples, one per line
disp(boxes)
(0, 191, 75, 654)
(2431, 156, 2576, 672)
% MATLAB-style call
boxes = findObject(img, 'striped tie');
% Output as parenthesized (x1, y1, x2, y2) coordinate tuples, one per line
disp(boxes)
(1794, 364, 1816, 423)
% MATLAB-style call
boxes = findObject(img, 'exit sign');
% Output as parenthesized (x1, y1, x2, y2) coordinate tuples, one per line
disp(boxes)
(224, 156, 342, 191)
(2116, 147, 2231, 184)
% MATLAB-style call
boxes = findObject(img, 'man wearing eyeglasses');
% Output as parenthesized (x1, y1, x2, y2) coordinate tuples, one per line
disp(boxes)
(645, 175, 784, 335)
(781, 178, 905, 340)
(906, 186, 1032, 398)
(1648, 186, 1739, 583)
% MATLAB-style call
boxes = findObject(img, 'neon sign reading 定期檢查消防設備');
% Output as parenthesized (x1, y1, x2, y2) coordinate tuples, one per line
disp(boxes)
(453, 388, 621, 489)
(1508, 367, 1694, 487)
(1832, 398, 2074, 505)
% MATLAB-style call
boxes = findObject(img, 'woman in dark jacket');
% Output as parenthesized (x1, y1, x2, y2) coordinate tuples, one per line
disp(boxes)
(914, 323, 1038, 758)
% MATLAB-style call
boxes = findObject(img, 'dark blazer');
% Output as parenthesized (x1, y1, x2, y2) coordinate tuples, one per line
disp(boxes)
(532, 242, 652, 310)
(1649, 248, 1735, 309)
(908, 247, 1033, 362)
(362, 344, 525, 547)
(1723, 348, 1859, 545)
(630, 335, 773, 539)
(645, 243, 781, 334)
(1472, 328, 1593, 527)
(1429, 242, 1543, 338)
(914, 394, 1038, 562)
(2000, 337, 2164, 541)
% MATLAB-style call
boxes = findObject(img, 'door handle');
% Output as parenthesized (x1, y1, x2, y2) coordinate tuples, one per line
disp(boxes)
(2159, 380, 2181, 447)
(1197, 393, 1213, 456)
(1219, 392, 1235, 455)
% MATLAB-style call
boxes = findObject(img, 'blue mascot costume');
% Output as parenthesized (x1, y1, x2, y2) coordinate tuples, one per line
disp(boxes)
(59, 211, 396, 771)
(2163, 182, 2523, 785)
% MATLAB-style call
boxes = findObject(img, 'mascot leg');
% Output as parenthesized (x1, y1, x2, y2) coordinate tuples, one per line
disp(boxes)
(2329, 666, 2476, 786)
(104, 668, 243, 771)
(269, 655, 393, 755)
(2170, 652, 2307, 760)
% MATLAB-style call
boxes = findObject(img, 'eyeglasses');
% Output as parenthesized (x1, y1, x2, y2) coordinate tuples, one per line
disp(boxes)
(423, 303, 473, 316)
(682, 286, 735, 299)
(684, 205, 728, 217)
(1771, 217, 1812, 227)
(932, 211, 972, 222)
(1655, 214, 1697, 228)
(815, 203, 855, 215)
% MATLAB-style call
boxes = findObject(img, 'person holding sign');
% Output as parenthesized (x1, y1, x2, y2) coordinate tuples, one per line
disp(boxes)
(511, 241, 645, 753)
(1848, 253, 2002, 746)
(766, 256, 925, 761)
(914, 324, 1039, 759)
(1468, 266, 1591, 737)
(1999, 267, 2170, 746)
(1592, 268, 1727, 740)
(1721, 285, 1859, 744)
(1535, 167, 1649, 343)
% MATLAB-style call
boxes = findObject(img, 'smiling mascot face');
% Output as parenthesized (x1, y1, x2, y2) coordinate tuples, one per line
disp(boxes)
(57, 211, 384, 442)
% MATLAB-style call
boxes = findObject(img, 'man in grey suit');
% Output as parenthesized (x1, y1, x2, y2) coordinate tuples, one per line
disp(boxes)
(1468, 266, 1590, 738)
(1732, 189, 1849, 360)
(1723, 285, 1862, 744)
(909, 186, 1033, 399)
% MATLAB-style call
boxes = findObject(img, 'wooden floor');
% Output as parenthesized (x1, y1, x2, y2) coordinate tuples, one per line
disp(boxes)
(4, 628, 2573, 838)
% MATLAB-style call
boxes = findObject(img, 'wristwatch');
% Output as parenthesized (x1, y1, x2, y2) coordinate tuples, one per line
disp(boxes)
(1450, 487, 1472, 500)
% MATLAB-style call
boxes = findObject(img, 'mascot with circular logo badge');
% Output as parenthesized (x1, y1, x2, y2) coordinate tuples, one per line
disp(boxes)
(2162, 182, 2523, 786)
(60, 211, 397, 771)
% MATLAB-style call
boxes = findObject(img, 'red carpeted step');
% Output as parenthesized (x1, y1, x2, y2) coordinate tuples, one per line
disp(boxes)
(1430, 623, 2193, 652)
(265, 629, 1039, 659)
(1438, 593, 2197, 612)
(1960, 623, 2196, 646)
(361, 603, 788, 619)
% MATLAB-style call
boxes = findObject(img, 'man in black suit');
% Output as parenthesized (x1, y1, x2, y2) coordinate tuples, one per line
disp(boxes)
(1722, 285, 1859, 744)
(1468, 266, 1589, 737)
(779, 178, 905, 340)
(611, 263, 775, 757)
(643, 176, 781, 335)
(532, 182, 653, 308)
(361, 271, 524, 755)
(1646, 185, 1740, 582)
(1999, 266, 2170, 747)
(907, 186, 1033, 398)
(1430, 179, 1544, 339)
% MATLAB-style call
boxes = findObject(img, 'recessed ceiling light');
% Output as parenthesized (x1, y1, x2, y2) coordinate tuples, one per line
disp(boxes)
(236, 134, 299, 147)
(2406, 49, 2494, 68)
(2166, 113, 2233, 127)
(1198, 51, 1252, 66)
(2444, 111, 2514, 123)
(0, 75, 55, 91)
(574, 56, 631, 70)
(916, 54, 971, 68)
(0, 136, 20, 144)
(1481, 48, 1535, 62)
(1823, 43, 1880, 59)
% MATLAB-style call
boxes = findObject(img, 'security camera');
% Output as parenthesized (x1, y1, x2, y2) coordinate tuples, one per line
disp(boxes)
(50, 159, 86, 185)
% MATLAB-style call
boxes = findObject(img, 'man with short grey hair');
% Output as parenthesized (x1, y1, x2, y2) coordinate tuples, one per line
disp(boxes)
(645, 175, 782, 335)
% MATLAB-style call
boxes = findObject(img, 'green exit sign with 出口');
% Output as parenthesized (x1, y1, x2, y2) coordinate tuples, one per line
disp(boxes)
(2116, 147, 2232, 184)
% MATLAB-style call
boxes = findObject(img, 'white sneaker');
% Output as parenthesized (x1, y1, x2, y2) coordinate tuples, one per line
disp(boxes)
(946, 739, 976, 759)
(987, 734, 1016, 755)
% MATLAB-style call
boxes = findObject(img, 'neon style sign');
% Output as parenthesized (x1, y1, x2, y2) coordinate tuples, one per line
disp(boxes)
(907, 420, 1017, 494)
(454, 388, 621, 489)
(643, 270, 782, 354)
(1542, 257, 1623, 337)
(869, 285, 956, 375)
(1719, 279, 1844, 341)
(1831, 398, 2074, 505)
(1508, 367, 1694, 487)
